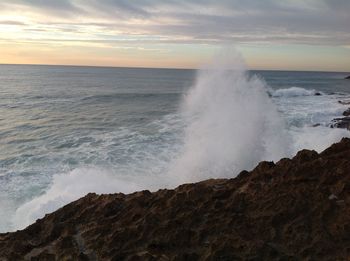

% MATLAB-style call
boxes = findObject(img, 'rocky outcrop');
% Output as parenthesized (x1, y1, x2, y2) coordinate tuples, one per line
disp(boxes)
(331, 117, 350, 130)
(331, 100, 350, 130)
(1, 138, 350, 260)
(343, 108, 350, 117)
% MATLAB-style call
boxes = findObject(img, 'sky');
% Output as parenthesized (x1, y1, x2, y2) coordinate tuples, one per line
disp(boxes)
(0, 0, 349, 71)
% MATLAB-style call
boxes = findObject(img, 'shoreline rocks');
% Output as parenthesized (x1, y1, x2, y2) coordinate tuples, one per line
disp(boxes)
(330, 100, 350, 130)
(1, 138, 350, 260)
(343, 108, 350, 117)
(331, 117, 350, 130)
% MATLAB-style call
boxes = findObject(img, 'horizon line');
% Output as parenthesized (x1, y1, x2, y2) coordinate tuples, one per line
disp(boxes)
(0, 62, 349, 74)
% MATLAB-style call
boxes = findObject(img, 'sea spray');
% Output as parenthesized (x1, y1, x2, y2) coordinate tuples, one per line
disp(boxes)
(13, 168, 145, 230)
(12, 49, 292, 230)
(169, 49, 291, 183)
(11, 49, 349, 232)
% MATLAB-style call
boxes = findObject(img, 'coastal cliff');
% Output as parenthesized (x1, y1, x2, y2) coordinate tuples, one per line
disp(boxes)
(1, 138, 350, 260)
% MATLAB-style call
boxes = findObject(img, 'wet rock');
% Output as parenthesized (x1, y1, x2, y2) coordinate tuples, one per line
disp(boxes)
(338, 100, 350, 105)
(1, 138, 350, 260)
(343, 108, 350, 116)
(293, 149, 318, 164)
(331, 117, 350, 130)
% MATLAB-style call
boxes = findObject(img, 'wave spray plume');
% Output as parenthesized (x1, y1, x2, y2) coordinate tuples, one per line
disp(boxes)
(170, 48, 291, 183)
(13, 48, 292, 230)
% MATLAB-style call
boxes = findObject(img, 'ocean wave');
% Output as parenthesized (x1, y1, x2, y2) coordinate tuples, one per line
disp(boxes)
(80, 93, 178, 102)
(271, 87, 321, 97)
(291, 125, 350, 152)
(13, 168, 145, 230)
(8, 50, 350, 232)
(12, 49, 291, 230)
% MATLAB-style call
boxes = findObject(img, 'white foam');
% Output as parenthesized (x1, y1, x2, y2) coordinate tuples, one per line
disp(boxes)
(290, 126, 350, 153)
(13, 168, 146, 230)
(273, 91, 347, 127)
(271, 87, 318, 97)
(169, 49, 291, 182)
(0, 197, 15, 232)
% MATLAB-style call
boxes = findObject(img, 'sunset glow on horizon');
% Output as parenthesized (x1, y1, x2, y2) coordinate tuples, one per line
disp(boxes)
(1, 0, 350, 71)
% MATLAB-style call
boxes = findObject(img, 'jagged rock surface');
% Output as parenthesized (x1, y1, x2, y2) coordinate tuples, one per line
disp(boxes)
(1, 138, 350, 260)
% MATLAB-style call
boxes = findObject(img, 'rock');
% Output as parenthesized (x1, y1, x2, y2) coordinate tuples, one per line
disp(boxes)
(315, 92, 322, 96)
(293, 149, 318, 164)
(329, 194, 338, 200)
(331, 117, 350, 130)
(1, 138, 350, 260)
(343, 108, 350, 116)
(345, 76, 350, 79)
(338, 100, 350, 105)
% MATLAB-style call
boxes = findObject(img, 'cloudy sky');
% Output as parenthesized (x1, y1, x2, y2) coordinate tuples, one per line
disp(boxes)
(0, 0, 349, 71)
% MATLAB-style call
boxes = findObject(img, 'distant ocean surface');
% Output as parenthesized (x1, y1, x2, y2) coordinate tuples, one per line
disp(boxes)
(0, 64, 350, 232)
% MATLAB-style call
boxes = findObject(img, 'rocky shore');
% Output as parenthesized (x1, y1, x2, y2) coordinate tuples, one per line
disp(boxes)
(330, 100, 350, 130)
(1, 138, 350, 260)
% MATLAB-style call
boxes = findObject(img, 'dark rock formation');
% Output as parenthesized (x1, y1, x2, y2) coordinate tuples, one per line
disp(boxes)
(331, 117, 350, 130)
(1, 138, 350, 260)
(331, 101, 350, 129)
(345, 76, 350, 79)
(343, 108, 350, 117)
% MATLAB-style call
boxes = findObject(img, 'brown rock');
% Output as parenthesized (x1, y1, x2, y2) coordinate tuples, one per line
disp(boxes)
(1, 138, 350, 260)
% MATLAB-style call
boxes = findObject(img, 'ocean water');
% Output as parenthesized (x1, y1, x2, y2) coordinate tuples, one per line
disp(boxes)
(0, 63, 349, 232)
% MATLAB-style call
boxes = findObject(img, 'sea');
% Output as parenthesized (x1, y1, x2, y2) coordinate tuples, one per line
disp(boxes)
(0, 63, 349, 232)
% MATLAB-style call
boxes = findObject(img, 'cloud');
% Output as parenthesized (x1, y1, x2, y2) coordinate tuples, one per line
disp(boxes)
(86, 0, 152, 18)
(0, 0, 349, 46)
(0, 20, 27, 25)
(0, 0, 82, 16)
